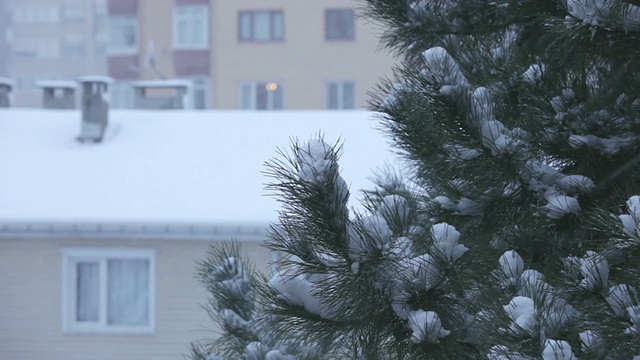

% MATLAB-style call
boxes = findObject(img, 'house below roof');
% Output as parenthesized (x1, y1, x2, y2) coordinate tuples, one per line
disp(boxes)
(0, 109, 399, 360)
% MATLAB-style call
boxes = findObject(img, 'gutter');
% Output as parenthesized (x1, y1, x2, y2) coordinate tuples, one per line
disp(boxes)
(0, 221, 271, 241)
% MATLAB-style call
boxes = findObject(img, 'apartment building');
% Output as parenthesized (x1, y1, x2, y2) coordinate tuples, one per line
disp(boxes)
(107, 0, 397, 110)
(3, 0, 108, 107)
(0, 0, 10, 77)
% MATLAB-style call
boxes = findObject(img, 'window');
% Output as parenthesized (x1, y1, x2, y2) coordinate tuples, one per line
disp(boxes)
(240, 82, 283, 110)
(64, 0, 85, 21)
(62, 248, 155, 334)
(64, 34, 85, 58)
(174, 6, 209, 49)
(192, 78, 209, 110)
(325, 9, 355, 41)
(108, 16, 138, 55)
(327, 81, 355, 110)
(12, 5, 59, 23)
(13, 38, 60, 58)
(238, 10, 284, 42)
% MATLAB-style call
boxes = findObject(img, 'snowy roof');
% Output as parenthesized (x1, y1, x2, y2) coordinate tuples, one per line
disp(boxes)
(77, 75, 114, 84)
(0, 77, 15, 87)
(0, 109, 397, 240)
(36, 80, 78, 89)
(132, 79, 192, 88)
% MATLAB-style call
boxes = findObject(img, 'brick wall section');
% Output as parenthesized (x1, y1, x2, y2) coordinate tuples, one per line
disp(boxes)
(108, 0, 138, 16)
(173, 50, 210, 77)
(175, 0, 209, 5)
(108, 55, 140, 80)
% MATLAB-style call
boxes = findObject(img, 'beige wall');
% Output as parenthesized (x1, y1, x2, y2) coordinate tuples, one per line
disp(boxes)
(137, 0, 175, 80)
(211, 0, 396, 110)
(134, 0, 397, 110)
(0, 237, 271, 360)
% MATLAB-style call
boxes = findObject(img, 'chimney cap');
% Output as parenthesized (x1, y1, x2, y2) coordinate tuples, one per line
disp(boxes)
(77, 75, 114, 85)
(0, 77, 15, 87)
(132, 79, 191, 89)
(36, 80, 78, 89)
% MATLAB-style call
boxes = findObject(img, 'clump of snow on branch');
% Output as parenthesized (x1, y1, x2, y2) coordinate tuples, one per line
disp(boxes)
(523, 63, 546, 84)
(498, 250, 525, 287)
(407, 309, 451, 343)
(543, 191, 581, 219)
(430, 222, 468, 262)
(296, 139, 333, 183)
(542, 339, 576, 360)
(269, 271, 333, 319)
(619, 195, 640, 241)
(566, 0, 640, 30)
(422, 46, 594, 221)
(422, 46, 469, 95)
(578, 251, 609, 290)
(503, 296, 536, 336)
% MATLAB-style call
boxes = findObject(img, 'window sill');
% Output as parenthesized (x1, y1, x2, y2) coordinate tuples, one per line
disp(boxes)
(238, 39, 286, 44)
(63, 325, 155, 335)
(173, 44, 210, 51)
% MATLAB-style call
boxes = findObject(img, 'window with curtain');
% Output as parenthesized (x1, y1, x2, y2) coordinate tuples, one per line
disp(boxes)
(240, 81, 284, 110)
(63, 248, 154, 333)
(327, 81, 355, 110)
(238, 10, 284, 42)
(325, 9, 355, 41)
(108, 16, 138, 54)
(174, 5, 209, 49)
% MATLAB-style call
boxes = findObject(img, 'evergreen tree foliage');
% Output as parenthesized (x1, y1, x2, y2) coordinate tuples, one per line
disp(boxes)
(192, 1, 640, 358)
(188, 242, 332, 360)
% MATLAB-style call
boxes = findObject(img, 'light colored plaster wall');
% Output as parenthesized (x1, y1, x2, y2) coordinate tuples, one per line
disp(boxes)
(8, 0, 108, 108)
(211, 0, 397, 110)
(0, 237, 271, 360)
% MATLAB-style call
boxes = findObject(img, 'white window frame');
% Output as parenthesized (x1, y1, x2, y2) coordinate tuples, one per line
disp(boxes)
(326, 81, 355, 110)
(239, 81, 284, 110)
(173, 5, 209, 50)
(238, 10, 284, 42)
(61, 248, 156, 334)
(108, 16, 138, 55)
(188, 77, 210, 110)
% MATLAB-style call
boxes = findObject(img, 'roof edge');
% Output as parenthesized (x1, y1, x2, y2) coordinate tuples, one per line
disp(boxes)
(0, 221, 270, 241)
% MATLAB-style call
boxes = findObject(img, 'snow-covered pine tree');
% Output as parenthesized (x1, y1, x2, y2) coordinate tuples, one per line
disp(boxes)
(188, 242, 329, 360)
(252, 0, 640, 359)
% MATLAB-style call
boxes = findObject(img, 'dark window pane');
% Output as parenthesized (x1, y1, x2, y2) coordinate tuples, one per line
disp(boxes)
(239, 13, 252, 40)
(325, 9, 355, 40)
(241, 83, 252, 109)
(343, 82, 355, 109)
(328, 83, 338, 109)
(76, 262, 99, 322)
(272, 12, 284, 40)
(273, 86, 283, 110)
(256, 83, 269, 110)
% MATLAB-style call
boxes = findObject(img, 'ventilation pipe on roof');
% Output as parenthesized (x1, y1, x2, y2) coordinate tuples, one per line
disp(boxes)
(76, 76, 113, 143)
(0, 77, 14, 108)
(36, 80, 78, 110)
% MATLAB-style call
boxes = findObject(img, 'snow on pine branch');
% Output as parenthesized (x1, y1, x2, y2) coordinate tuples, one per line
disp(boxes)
(421, 46, 594, 220)
(266, 137, 477, 349)
(566, 0, 640, 31)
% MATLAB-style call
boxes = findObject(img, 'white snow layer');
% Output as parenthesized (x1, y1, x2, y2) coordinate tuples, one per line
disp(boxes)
(407, 309, 451, 343)
(0, 109, 396, 225)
